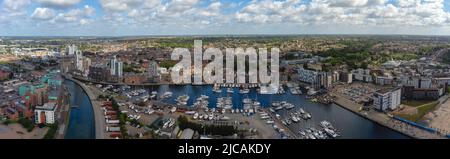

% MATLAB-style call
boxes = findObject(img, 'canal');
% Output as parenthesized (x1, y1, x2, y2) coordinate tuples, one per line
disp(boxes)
(64, 80, 95, 139)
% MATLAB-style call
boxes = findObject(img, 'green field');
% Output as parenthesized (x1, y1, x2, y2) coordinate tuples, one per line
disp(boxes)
(0, 61, 11, 65)
(402, 100, 435, 107)
(398, 101, 439, 122)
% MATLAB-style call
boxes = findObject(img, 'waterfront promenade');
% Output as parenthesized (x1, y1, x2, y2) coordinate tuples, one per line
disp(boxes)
(63, 74, 107, 139)
(73, 76, 171, 86)
(333, 94, 444, 139)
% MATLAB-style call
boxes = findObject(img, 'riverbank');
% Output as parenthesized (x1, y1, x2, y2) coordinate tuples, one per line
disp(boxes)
(333, 94, 444, 139)
(55, 88, 70, 139)
(62, 74, 106, 139)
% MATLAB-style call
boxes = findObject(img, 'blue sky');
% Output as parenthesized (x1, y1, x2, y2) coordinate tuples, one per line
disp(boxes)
(1, 0, 450, 36)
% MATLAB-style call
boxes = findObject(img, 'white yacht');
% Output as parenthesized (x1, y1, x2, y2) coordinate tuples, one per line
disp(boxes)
(170, 106, 177, 113)
(193, 113, 199, 120)
(161, 92, 173, 99)
(239, 88, 250, 94)
(213, 86, 222, 93)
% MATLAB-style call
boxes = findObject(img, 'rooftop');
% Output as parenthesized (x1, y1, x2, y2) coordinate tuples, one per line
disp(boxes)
(179, 128, 194, 139)
(35, 102, 57, 111)
(376, 87, 401, 94)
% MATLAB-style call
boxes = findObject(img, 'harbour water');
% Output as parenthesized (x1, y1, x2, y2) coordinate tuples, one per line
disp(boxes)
(63, 81, 410, 139)
(64, 80, 96, 139)
(145, 85, 410, 139)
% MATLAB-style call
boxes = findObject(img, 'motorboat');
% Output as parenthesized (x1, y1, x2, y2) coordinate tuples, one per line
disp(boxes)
(271, 102, 281, 107)
(269, 108, 275, 113)
(193, 113, 199, 120)
(170, 106, 177, 113)
(324, 128, 339, 138)
(299, 108, 305, 114)
(213, 85, 222, 93)
(208, 114, 214, 120)
(274, 106, 283, 111)
(291, 116, 299, 122)
(239, 88, 250, 94)
(161, 92, 173, 99)
(243, 98, 252, 104)
(284, 103, 295, 109)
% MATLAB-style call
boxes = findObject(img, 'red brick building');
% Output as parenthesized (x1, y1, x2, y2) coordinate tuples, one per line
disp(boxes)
(123, 73, 146, 85)
(0, 70, 10, 81)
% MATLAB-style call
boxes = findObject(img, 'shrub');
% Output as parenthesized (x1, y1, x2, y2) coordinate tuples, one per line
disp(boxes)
(18, 118, 35, 132)
(43, 124, 59, 139)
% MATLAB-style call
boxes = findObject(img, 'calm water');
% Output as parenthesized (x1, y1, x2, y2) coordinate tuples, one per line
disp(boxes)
(143, 85, 410, 139)
(64, 81, 410, 139)
(64, 80, 95, 139)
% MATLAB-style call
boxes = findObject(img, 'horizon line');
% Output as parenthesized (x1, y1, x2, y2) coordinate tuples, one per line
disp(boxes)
(3, 33, 450, 38)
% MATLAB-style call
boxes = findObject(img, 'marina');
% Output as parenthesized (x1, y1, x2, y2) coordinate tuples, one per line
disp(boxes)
(111, 84, 411, 139)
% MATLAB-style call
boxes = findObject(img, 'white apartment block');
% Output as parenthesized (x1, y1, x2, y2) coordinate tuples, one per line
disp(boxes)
(373, 87, 402, 111)
(34, 102, 57, 124)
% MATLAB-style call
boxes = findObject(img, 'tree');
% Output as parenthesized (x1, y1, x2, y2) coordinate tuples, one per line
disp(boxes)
(18, 118, 34, 132)
(43, 123, 58, 139)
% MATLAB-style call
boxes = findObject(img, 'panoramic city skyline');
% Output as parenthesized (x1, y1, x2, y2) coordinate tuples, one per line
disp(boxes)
(1, 0, 450, 36)
(1, 1, 450, 141)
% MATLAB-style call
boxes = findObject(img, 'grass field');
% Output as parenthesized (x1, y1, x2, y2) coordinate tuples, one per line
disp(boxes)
(402, 100, 435, 107)
(398, 101, 439, 122)
(0, 61, 11, 65)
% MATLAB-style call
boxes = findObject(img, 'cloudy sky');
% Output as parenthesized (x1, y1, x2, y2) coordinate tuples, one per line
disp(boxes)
(1, 0, 450, 36)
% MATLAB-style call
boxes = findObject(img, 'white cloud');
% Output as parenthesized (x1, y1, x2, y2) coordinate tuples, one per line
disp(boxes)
(30, 4, 95, 26)
(54, 5, 95, 23)
(3, 0, 31, 11)
(31, 7, 55, 20)
(234, 0, 450, 27)
(0, 0, 31, 27)
(2, 0, 30, 17)
(4, 0, 450, 35)
(100, 0, 209, 27)
(328, 0, 369, 7)
(36, 0, 82, 8)
(100, 0, 145, 12)
(397, 0, 420, 7)
(198, 2, 222, 17)
(165, 0, 198, 12)
(79, 18, 92, 25)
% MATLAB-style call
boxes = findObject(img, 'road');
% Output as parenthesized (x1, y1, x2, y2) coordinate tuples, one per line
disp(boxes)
(430, 48, 449, 62)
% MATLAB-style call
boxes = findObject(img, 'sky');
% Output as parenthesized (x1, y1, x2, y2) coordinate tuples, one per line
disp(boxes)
(1, 0, 450, 36)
